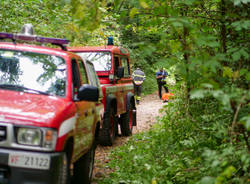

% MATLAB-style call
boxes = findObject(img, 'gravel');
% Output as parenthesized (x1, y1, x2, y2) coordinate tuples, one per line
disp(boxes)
(92, 92, 165, 183)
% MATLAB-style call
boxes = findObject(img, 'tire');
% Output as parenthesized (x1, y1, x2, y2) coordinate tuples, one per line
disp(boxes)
(58, 153, 70, 184)
(120, 102, 135, 136)
(99, 108, 117, 146)
(72, 140, 96, 184)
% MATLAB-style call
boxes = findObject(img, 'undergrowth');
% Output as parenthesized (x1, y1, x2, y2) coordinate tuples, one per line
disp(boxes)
(97, 87, 249, 184)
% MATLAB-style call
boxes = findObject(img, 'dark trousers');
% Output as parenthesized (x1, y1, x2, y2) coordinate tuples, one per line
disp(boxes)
(134, 84, 142, 99)
(157, 81, 169, 99)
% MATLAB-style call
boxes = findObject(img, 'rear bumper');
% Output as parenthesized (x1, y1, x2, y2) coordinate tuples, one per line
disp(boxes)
(0, 148, 64, 184)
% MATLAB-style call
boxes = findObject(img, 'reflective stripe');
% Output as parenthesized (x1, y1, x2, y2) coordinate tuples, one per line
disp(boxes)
(135, 96, 141, 100)
(58, 116, 76, 137)
(134, 81, 143, 85)
(132, 74, 145, 78)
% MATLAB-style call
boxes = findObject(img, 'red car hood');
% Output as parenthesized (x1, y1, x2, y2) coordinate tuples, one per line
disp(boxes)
(0, 90, 73, 127)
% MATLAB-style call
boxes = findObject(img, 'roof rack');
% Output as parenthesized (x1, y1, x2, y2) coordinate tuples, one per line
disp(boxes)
(0, 32, 69, 51)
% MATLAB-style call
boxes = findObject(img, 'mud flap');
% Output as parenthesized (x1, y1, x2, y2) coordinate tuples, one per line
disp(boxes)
(132, 109, 137, 126)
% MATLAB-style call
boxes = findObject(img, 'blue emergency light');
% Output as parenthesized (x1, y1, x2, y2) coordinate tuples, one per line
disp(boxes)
(107, 36, 114, 45)
(0, 24, 69, 50)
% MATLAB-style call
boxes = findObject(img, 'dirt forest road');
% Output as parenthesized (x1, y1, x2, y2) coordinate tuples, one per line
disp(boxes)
(92, 92, 165, 183)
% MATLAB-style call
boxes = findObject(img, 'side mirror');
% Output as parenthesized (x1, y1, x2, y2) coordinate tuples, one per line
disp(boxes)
(77, 84, 99, 102)
(117, 66, 124, 78)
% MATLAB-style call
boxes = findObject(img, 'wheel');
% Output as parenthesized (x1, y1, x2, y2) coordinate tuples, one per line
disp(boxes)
(72, 140, 96, 184)
(99, 108, 117, 146)
(99, 107, 117, 146)
(120, 102, 135, 136)
(57, 153, 70, 184)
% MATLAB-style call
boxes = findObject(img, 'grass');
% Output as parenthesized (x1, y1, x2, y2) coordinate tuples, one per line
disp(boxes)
(96, 86, 249, 184)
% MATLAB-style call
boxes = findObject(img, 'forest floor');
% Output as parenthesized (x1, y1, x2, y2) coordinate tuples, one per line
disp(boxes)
(92, 91, 165, 183)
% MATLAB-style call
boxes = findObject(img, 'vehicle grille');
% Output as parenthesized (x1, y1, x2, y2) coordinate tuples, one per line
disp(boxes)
(0, 126, 7, 141)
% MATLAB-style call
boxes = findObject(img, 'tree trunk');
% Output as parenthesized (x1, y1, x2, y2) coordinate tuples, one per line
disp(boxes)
(181, 6, 190, 105)
(220, 0, 227, 54)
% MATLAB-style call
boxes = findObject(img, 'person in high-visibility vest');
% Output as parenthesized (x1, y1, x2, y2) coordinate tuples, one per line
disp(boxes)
(132, 68, 146, 105)
(156, 67, 169, 99)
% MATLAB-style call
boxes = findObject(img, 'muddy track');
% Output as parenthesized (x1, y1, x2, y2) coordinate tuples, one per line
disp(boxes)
(92, 92, 165, 183)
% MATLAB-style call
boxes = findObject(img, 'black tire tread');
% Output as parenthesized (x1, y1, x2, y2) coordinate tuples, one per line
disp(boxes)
(120, 102, 134, 136)
(99, 108, 117, 146)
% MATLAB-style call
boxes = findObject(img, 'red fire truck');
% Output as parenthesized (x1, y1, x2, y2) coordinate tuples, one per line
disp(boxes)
(0, 25, 103, 184)
(69, 40, 136, 146)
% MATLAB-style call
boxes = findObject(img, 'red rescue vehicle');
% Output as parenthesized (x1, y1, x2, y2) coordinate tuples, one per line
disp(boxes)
(0, 25, 103, 184)
(69, 39, 136, 146)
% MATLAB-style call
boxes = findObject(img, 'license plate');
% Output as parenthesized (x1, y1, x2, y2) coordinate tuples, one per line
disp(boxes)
(8, 152, 50, 170)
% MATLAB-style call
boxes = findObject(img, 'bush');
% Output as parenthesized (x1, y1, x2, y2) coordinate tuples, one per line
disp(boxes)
(97, 86, 249, 184)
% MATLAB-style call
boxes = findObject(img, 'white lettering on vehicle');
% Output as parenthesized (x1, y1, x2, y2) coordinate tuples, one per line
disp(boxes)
(58, 116, 76, 137)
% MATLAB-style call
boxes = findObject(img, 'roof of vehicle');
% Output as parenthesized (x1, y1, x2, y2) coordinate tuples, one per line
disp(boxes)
(0, 42, 79, 59)
(68, 45, 129, 56)
(0, 27, 76, 58)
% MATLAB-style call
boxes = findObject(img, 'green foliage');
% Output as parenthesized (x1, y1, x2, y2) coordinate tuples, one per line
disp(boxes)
(97, 86, 249, 184)
(0, 0, 72, 38)
(109, 0, 250, 135)
(0, 0, 116, 46)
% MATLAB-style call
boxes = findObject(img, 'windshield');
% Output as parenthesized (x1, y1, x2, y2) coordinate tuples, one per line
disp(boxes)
(76, 52, 112, 71)
(0, 49, 66, 96)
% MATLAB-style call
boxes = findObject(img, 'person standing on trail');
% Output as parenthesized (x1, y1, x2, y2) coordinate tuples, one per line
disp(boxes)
(156, 67, 169, 99)
(132, 68, 146, 105)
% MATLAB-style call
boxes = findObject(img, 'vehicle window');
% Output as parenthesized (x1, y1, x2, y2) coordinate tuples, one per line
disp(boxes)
(0, 49, 66, 96)
(71, 59, 81, 94)
(76, 52, 112, 71)
(86, 62, 99, 87)
(121, 57, 130, 77)
(114, 56, 119, 76)
(77, 59, 88, 84)
(86, 61, 103, 98)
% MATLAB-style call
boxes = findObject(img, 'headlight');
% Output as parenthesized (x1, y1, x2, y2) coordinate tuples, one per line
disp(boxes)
(16, 127, 57, 150)
(17, 128, 41, 146)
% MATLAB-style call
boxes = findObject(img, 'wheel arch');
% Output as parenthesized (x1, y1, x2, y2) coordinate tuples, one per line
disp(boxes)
(105, 94, 117, 114)
(99, 94, 117, 146)
(126, 92, 137, 126)
(126, 92, 136, 110)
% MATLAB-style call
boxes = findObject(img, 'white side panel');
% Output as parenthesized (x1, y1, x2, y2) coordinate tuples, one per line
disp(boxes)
(58, 116, 76, 137)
